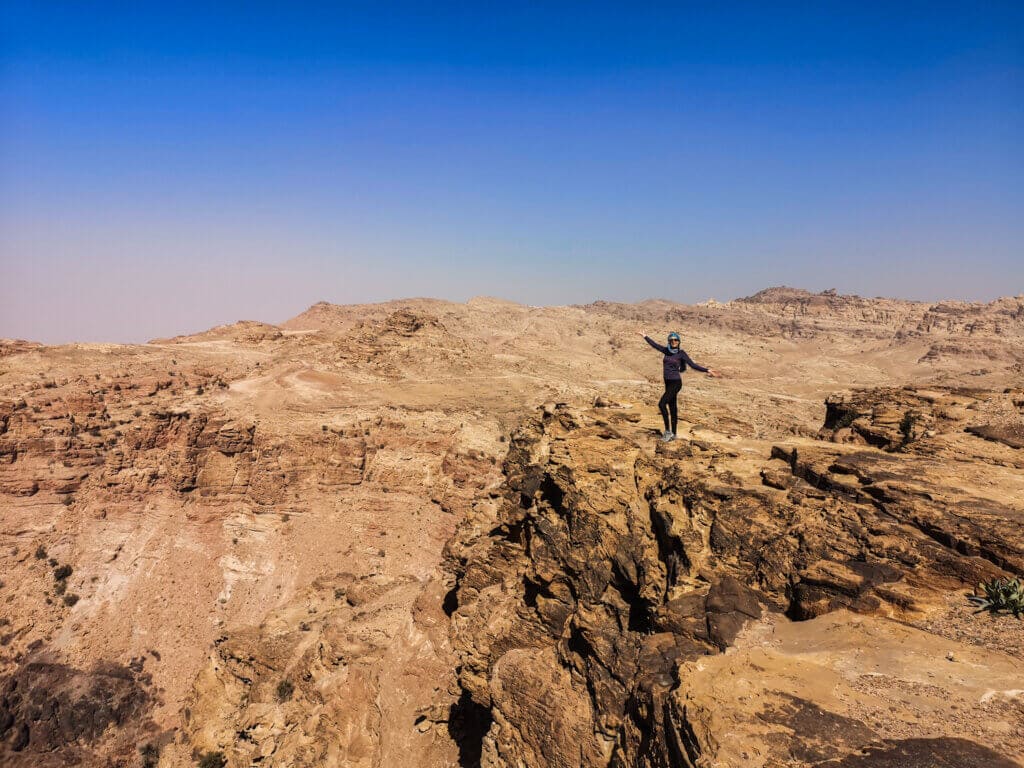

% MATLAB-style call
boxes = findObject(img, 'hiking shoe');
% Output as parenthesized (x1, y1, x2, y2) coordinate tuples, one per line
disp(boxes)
(661, 431, 674, 442)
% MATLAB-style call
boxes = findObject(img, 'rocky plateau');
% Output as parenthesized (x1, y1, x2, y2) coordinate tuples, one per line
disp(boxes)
(1, 287, 1022, 767)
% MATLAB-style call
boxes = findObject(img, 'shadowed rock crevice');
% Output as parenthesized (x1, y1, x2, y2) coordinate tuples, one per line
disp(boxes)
(822, 738, 1023, 768)
(447, 691, 493, 768)
(0, 658, 159, 767)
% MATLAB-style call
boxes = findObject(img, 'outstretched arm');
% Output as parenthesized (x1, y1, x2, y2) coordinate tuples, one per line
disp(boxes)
(642, 334, 669, 354)
(681, 350, 723, 377)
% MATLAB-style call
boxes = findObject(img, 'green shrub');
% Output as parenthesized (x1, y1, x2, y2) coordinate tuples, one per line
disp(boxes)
(53, 564, 73, 582)
(969, 577, 1024, 618)
(35, 545, 47, 559)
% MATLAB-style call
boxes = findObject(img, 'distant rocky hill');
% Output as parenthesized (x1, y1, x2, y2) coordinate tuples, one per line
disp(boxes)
(0, 289, 1021, 767)
(583, 286, 1024, 347)
(0, 339, 43, 358)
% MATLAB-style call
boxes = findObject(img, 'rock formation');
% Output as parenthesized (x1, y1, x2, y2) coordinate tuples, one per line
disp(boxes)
(445, 390, 1024, 766)
(0, 287, 1021, 766)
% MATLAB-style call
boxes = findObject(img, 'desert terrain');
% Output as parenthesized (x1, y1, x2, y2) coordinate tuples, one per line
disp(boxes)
(1, 286, 1023, 767)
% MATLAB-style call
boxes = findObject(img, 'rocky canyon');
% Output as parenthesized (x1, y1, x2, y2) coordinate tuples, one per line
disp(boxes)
(2, 287, 1023, 767)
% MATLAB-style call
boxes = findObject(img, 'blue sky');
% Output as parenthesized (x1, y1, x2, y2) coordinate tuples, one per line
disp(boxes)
(2, 2, 1022, 342)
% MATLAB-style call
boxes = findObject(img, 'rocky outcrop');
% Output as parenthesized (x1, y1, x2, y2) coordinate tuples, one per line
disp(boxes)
(0, 340, 43, 358)
(445, 391, 1024, 767)
(820, 385, 1024, 464)
(671, 611, 1024, 767)
(151, 320, 285, 345)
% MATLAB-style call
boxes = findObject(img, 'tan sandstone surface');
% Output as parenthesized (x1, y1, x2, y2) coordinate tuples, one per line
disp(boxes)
(0, 287, 1022, 767)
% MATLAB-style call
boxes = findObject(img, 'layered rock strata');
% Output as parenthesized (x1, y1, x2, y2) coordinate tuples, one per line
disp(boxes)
(445, 390, 1024, 767)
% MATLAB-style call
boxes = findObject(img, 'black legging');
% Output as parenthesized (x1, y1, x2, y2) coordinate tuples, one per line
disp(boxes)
(658, 378, 682, 433)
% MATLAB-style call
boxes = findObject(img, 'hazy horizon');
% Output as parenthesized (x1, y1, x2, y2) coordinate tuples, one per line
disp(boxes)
(3, 3, 1022, 344)
(5, 284, 1024, 347)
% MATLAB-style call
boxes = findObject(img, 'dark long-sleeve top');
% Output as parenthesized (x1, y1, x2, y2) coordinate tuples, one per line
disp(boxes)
(644, 336, 708, 380)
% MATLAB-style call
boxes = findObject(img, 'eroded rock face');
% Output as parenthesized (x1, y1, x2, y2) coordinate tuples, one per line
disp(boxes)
(445, 391, 1024, 767)
(183, 572, 456, 767)
(0, 345, 506, 767)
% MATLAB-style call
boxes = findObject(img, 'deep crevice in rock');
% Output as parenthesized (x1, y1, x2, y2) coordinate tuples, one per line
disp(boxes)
(447, 691, 492, 768)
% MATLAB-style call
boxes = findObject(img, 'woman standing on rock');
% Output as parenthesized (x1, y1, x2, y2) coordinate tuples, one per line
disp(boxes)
(642, 332, 721, 441)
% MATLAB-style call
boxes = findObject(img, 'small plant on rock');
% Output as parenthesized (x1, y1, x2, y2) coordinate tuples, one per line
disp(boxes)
(139, 743, 160, 768)
(197, 751, 227, 768)
(276, 678, 295, 702)
(969, 577, 1024, 618)
(899, 410, 920, 445)
(833, 409, 859, 429)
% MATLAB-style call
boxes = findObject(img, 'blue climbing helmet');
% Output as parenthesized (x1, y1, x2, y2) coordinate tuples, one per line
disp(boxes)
(667, 332, 681, 348)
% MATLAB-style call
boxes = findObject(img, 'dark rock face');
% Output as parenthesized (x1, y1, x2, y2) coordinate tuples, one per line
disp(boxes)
(0, 659, 158, 767)
(445, 390, 1024, 767)
(826, 738, 1022, 768)
(966, 423, 1024, 450)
